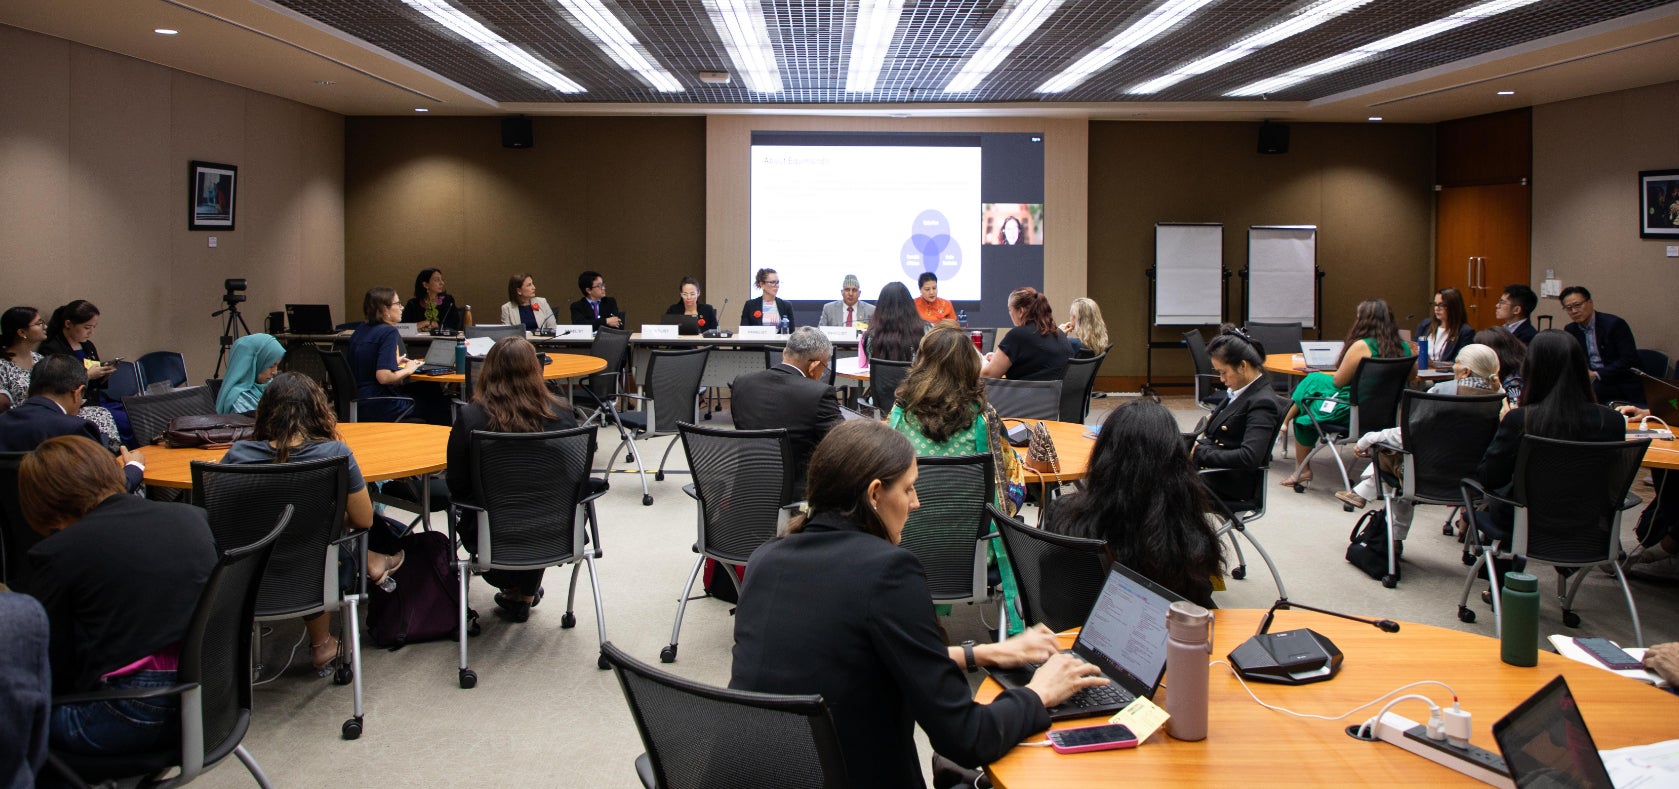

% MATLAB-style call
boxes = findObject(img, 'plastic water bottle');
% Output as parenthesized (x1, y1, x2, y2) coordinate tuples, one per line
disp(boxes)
(377, 573, 397, 594)
(778, 315, 791, 335)
(957, 309, 969, 329)
(1164, 601, 1213, 741)
(1500, 572, 1539, 667)
(1416, 338, 1430, 371)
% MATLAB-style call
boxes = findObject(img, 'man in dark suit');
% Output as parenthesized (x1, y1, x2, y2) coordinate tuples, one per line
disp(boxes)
(1559, 286, 1642, 403)
(1496, 283, 1538, 344)
(0, 355, 143, 491)
(568, 270, 623, 330)
(730, 327, 841, 493)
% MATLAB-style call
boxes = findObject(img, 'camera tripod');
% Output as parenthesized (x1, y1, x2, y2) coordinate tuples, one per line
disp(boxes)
(212, 300, 250, 379)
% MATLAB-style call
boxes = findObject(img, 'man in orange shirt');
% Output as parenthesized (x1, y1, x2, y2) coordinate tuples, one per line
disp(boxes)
(915, 272, 956, 325)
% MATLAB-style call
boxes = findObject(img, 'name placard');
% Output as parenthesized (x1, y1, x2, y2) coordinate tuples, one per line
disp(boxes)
(738, 326, 778, 338)
(641, 324, 678, 339)
(819, 326, 860, 341)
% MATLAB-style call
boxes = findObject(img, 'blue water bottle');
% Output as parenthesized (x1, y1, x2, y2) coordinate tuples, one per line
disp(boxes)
(778, 315, 791, 335)
(957, 309, 968, 329)
(455, 339, 466, 372)
(1416, 338, 1429, 371)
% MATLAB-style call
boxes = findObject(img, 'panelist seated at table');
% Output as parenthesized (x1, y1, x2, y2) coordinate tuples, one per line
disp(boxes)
(660, 275, 718, 334)
(0, 355, 143, 492)
(1496, 283, 1539, 344)
(1559, 286, 1643, 405)
(740, 267, 794, 329)
(349, 287, 448, 425)
(914, 272, 956, 326)
(1414, 287, 1476, 364)
(499, 273, 557, 331)
(729, 420, 1105, 789)
(981, 287, 1072, 381)
(569, 270, 623, 331)
(1047, 400, 1224, 608)
(401, 268, 462, 333)
(1192, 327, 1281, 507)
(819, 274, 874, 327)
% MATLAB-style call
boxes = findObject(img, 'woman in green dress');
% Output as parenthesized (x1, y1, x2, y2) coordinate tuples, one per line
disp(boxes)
(1280, 298, 1412, 487)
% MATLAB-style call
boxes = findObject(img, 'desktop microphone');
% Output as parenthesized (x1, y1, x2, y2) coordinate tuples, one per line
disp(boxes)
(1631, 366, 1679, 393)
(1229, 597, 1399, 685)
(704, 298, 732, 338)
(429, 302, 457, 336)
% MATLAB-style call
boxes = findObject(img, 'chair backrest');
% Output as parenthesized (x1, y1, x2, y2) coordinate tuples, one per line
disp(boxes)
(989, 505, 1110, 633)
(1183, 329, 1215, 377)
(1059, 352, 1105, 423)
(1512, 435, 1650, 564)
(1347, 355, 1417, 436)
(470, 427, 597, 567)
(279, 343, 330, 391)
(103, 360, 144, 402)
(1243, 322, 1304, 356)
(983, 378, 1062, 421)
(316, 349, 357, 422)
(464, 324, 525, 342)
(0, 451, 39, 587)
(1398, 390, 1505, 503)
(135, 351, 189, 390)
(192, 455, 350, 618)
(679, 423, 793, 564)
(602, 641, 848, 789)
(645, 347, 710, 434)
(1201, 404, 1288, 515)
(1637, 348, 1670, 379)
(124, 385, 216, 446)
(898, 454, 994, 603)
(868, 358, 912, 413)
(584, 326, 632, 401)
(461, 356, 488, 404)
(180, 506, 289, 775)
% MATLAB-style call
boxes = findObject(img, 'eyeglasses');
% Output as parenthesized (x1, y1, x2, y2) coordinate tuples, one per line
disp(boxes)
(762, 280, 780, 286)
(680, 291, 699, 298)
(588, 282, 605, 290)
(1561, 301, 1587, 311)
(1432, 302, 1446, 308)
(29, 319, 47, 327)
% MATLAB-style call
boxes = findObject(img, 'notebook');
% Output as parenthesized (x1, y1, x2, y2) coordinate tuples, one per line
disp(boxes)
(1299, 340, 1345, 371)
(1492, 675, 1613, 789)
(284, 304, 333, 335)
(986, 563, 1184, 721)
(415, 340, 459, 375)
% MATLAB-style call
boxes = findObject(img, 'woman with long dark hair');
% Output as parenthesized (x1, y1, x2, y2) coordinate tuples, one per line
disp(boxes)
(1, 305, 121, 443)
(981, 286, 1071, 381)
(1281, 298, 1412, 486)
(863, 282, 923, 362)
(1048, 400, 1224, 607)
(730, 419, 1104, 789)
(402, 268, 461, 333)
(1416, 287, 1475, 364)
(446, 337, 577, 621)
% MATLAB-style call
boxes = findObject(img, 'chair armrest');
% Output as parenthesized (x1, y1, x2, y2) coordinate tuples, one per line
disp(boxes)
(357, 395, 415, 407)
(1459, 477, 1518, 509)
(330, 529, 370, 549)
(1197, 467, 1236, 477)
(55, 682, 199, 706)
(682, 483, 697, 501)
(1621, 492, 1644, 511)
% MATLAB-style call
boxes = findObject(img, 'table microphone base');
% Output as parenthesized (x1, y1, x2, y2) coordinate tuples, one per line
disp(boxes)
(1229, 628, 1343, 684)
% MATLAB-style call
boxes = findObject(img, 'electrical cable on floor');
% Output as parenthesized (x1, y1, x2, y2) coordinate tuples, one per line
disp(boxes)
(253, 630, 308, 687)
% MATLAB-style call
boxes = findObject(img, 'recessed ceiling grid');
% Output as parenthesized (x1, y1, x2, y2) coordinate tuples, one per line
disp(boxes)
(273, 0, 1679, 105)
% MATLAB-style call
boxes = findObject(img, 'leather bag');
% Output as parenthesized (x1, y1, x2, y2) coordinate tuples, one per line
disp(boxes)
(161, 414, 256, 448)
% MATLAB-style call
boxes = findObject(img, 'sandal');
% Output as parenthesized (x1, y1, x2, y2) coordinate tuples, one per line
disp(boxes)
(1279, 469, 1313, 486)
(1335, 490, 1368, 509)
(369, 549, 405, 587)
(311, 636, 341, 674)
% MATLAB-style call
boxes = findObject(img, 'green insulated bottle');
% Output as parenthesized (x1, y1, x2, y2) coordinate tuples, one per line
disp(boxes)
(1500, 571, 1539, 667)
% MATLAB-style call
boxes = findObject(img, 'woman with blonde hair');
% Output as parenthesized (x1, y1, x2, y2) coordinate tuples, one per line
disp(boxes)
(1060, 297, 1109, 359)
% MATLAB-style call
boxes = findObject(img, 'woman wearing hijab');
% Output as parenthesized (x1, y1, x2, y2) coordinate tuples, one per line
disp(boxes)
(215, 333, 286, 415)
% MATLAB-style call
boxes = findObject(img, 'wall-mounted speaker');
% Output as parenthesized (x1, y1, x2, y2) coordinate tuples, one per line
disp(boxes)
(1258, 122, 1289, 155)
(502, 116, 533, 149)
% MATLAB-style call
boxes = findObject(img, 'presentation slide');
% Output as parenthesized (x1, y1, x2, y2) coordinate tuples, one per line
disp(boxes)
(751, 144, 983, 301)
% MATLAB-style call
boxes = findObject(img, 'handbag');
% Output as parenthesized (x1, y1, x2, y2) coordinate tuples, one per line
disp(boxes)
(1022, 420, 1060, 475)
(161, 413, 256, 448)
(982, 406, 1026, 515)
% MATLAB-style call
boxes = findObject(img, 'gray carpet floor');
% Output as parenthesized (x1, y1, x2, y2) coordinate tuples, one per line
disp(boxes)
(192, 395, 1678, 787)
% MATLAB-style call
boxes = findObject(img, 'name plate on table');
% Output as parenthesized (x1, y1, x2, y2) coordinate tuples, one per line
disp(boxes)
(738, 326, 778, 338)
(820, 326, 859, 341)
(546, 325, 593, 339)
(641, 324, 679, 339)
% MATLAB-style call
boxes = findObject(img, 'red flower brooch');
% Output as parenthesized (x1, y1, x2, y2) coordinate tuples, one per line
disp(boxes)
(753, 310, 762, 319)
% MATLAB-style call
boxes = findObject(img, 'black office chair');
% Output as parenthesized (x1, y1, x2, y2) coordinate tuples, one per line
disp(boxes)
(1637, 348, 1670, 379)
(124, 385, 216, 446)
(601, 641, 849, 789)
(136, 350, 189, 391)
(1244, 322, 1303, 396)
(983, 378, 1062, 421)
(1458, 436, 1650, 644)
(602, 347, 710, 505)
(898, 454, 996, 616)
(278, 343, 331, 391)
(1296, 355, 1415, 499)
(1183, 329, 1225, 412)
(47, 507, 290, 789)
(0, 451, 38, 588)
(1060, 351, 1105, 423)
(191, 455, 370, 739)
(318, 348, 413, 423)
(104, 361, 145, 403)
(1198, 411, 1289, 598)
(989, 505, 1110, 633)
(864, 357, 912, 414)
(452, 427, 608, 683)
(664, 424, 795, 663)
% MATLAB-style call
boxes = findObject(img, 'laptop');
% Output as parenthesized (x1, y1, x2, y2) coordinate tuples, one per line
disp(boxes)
(1491, 675, 1613, 789)
(284, 304, 333, 335)
(1299, 340, 1345, 371)
(415, 340, 459, 376)
(665, 314, 703, 336)
(1641, 378, 1679, 424)
(986, 563, 1185, 721)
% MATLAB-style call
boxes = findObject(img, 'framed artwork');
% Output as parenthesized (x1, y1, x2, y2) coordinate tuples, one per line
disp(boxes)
(189, 160, 237, 230)
(1639, 168, 1679, 238)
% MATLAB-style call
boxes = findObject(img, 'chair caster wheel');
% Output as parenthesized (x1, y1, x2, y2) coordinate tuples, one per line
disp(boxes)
(1562, 610, 1582, 628)
(1462, 551, 1478, 567)
(1381, 575, 1398, 589)
(1230, 566, 1246, 581)
(467, 619, 481, 637)
(660, 644, 678, 663)
(341, 718, 362, 740)
(598, 654, 610, 671)
(333, 666, 352, 686)
(1443, 524, 1455, 536)
(459, 669, 477, 689)
(642, 494, 654, 506)
(561, 612, 577, 629)
(1293, 484, 1305, 494)
(1343, 504, 1355, 513)
(655, 472, 665, 482)
(1458, 606, 1476, 623)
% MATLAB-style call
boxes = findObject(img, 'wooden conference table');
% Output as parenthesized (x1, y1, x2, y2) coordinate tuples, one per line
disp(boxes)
(410, 352, 606, 402)
(1263, 352, 1453, 382)
(979, 608, 1679, 787)
(140, 422, 450, 488)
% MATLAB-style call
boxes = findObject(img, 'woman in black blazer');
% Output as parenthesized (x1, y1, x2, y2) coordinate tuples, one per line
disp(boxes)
(1415, 287, 1476, 364)
(660, 276, 719, 332)
(729, 420, 1104, 789)
(1193, 327, 1283, 506)
(739, 267, 794, 329)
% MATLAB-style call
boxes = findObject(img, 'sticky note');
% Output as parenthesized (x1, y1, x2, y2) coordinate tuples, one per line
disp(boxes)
(1109, 695, 1170, 743)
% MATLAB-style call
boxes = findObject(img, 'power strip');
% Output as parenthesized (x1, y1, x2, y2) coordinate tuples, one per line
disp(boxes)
(1373, 712, 1513, 788)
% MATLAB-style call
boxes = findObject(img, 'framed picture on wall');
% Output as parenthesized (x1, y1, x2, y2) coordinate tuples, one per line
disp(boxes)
(189, 160, 237, 230)
(1639, 168, 1679, 238)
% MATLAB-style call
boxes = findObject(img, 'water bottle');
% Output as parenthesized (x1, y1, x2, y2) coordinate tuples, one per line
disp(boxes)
(1416, 337, 1430, 371)
(957, 309, 968, 329)
(1164, 601, 1213, 741)
(778, 315, 790, 335)
(454, 339, 466, 372)
(377, 573, 397, 594)
(1500, 571, 1539, 667)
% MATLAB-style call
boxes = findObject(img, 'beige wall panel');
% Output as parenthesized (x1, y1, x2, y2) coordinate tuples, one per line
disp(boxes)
(0, 28, 72, 275)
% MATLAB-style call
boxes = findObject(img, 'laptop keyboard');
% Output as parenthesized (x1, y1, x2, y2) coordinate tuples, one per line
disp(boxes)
(416, 366, 453, 376)
(1025, 651, 1135, 710)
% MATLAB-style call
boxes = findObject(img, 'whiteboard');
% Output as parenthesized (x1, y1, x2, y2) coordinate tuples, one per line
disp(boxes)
(1248, 226, 1317, 328)
(1154, 224, 1223, 325)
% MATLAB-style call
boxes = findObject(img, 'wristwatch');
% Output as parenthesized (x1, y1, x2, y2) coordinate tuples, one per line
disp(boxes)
(961, 640, 978, 673)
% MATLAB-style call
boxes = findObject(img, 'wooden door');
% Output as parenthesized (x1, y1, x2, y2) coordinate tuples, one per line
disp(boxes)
(1435, 187, 1481, 313)
(1472, 183, 1530, 328)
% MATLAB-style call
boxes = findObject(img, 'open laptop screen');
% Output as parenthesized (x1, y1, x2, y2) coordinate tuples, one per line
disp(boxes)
(1492, 675, 1613, 789)
(1070, 564, 1182, 700)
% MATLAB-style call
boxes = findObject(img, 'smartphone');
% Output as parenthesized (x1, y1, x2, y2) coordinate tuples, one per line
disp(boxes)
(1573, 637, 1643, 671)
(106, 357, 124, 366)
(1046, 724, 1138, 754)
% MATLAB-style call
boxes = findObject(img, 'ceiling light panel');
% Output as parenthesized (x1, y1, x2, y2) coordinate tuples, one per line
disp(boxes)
(401, 0, 585, 92)
(944, 0, 1066, 93)
(1128, 0, 1371, 95)
(551, 0, 683, 91)
(847, 0, 908, 92)
(703, 0, 784, 92)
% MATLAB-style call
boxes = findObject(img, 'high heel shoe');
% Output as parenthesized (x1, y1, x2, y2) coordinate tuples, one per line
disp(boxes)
(369, 549, 406, 590)
(311, 636, 341, 675)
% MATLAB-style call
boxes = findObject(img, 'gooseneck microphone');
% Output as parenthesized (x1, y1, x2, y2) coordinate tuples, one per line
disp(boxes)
(1631, 366, 1679, 392)
(1231, 597, 1400, 685)
(1256, 597, 1401, 635)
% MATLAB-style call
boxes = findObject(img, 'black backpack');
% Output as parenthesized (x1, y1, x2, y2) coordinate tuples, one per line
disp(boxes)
(1345, 508, 1401, 581)
(368, 529, 464, 649)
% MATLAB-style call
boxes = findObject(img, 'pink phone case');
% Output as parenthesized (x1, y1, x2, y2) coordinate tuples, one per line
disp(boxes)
(1047, 724, 1139, 754)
